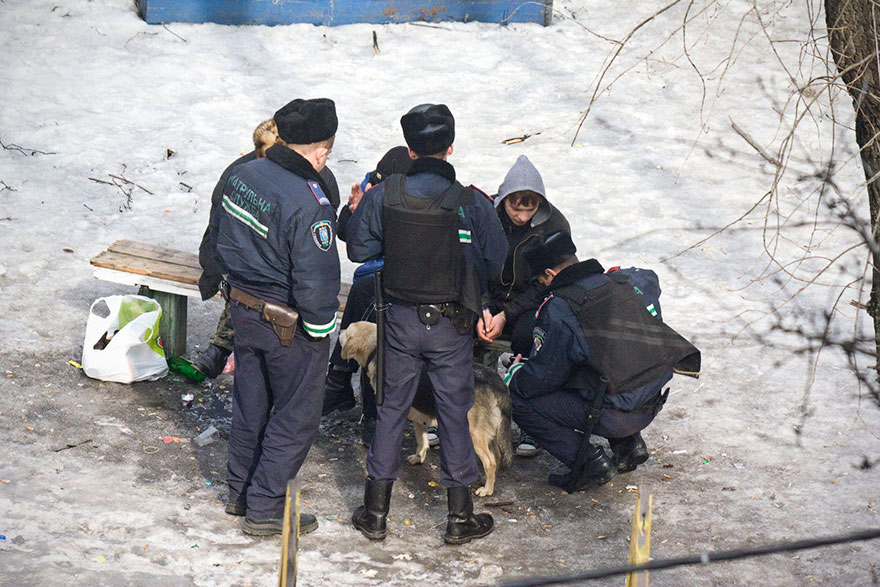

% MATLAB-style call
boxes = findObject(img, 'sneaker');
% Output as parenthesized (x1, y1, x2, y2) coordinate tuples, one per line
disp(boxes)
(427, 426, 440, 448)
(515, 431, 540, 458)
(242, 513, 318, 536)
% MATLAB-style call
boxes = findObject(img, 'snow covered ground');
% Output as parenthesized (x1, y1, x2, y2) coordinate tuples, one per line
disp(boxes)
(1, 0, 879, 584)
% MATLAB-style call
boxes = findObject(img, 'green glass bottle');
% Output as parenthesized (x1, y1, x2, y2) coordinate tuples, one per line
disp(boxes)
(167, 356, 207, 383)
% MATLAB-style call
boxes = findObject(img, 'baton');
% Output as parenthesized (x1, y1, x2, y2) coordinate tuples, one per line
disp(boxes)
(373, 270, 388, 406)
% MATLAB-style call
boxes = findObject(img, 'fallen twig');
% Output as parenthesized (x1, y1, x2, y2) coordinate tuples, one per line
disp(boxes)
(52, 438, 92, 452)
(372, 30, 380, 53)
(108, 173, 153, 195)
(484, 500, 515, 508)
(0, 180, 16, 191)
(162, 24, 187, 43)
(0, 134, 56, 156)
(730, 119, 781, 166)
(179, 182, 193, 192)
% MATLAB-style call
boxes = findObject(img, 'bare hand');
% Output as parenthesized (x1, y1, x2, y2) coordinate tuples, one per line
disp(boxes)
(348, 183, 367, 211)
(476, 308, 494, 343)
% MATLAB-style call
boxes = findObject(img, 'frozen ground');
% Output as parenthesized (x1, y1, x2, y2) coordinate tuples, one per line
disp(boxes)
(1, 0, 879, 584)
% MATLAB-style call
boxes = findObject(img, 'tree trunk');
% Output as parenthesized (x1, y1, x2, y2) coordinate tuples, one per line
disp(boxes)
(825, 0, 880, 375)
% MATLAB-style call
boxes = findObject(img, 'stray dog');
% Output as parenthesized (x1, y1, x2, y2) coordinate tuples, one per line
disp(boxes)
(340, 321, 513, 496)
(253, 118, 285, 158)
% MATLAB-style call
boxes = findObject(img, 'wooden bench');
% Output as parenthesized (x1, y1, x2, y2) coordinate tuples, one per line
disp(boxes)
(90, 239, 351, 358)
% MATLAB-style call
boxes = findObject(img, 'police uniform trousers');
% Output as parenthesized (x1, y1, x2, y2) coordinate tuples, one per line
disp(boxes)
(227, 300, 329, 519)
(511, 389, 656, 468)
(366, 303, 480, 487)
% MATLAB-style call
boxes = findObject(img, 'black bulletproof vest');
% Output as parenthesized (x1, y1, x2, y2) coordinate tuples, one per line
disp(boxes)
(555, 273, 701, 394)
(382, 174, 471, 303)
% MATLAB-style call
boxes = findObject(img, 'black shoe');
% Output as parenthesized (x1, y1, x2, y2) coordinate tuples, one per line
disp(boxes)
(322, 367, 356, 416)
(352, 478, 393, 540)
(444, 486, 494, 545)
(360, 417, 377, 448)
(192, 344, 231, 379)
(242, 513, 318, 536)
(225, 493, 247, 516)
(610, 433, 649, 473)
(549, 444, 616, 493)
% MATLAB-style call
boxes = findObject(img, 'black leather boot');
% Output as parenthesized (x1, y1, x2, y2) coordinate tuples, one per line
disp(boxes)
(192, 344, 231, 379)
(610, 432, 649, 473)
(352, 478, 393, 540)
(443, 486, 494, 545)
(322, 366, 356, 416)
(549, 444, 616, 493)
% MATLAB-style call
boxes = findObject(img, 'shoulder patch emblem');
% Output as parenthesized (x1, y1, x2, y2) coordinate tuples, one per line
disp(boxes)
(308, 181, 331, 206)
(532, 327, 546, 354)
(311, 220, 334, 251)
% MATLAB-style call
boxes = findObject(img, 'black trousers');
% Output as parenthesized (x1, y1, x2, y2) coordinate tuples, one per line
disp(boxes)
(327, 275, 378, 418)
(366, 303, 479, 486)
(227, 302, 329, 519)
(511, 388, 657, 468)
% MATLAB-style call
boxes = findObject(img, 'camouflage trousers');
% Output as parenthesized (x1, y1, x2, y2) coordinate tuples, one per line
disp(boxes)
(208, 302, 235, 352)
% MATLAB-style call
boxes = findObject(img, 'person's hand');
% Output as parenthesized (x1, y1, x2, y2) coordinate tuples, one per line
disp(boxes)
(476, 308, 494, 343)
(348, 183, 368, 211)
(511, 353, 523, 365)
(478, 310, 506, 343)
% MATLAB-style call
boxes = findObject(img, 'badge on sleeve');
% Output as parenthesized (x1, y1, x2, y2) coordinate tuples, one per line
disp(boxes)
(308, 181, 331, 206)
(532, 327, 546, 353)
(311, 220, 334, 251)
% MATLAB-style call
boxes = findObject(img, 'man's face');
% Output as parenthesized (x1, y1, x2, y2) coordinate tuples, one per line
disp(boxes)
(503, 198, 539, 226)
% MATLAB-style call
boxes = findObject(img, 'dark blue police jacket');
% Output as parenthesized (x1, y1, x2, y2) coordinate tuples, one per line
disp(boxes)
(213, 144, 340, 337)
(507, 261, 673, 411)
(345, 157, 507, 298)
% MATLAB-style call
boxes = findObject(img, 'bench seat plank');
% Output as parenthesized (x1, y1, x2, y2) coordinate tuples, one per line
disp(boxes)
(91, 250, 202, 286)
(107, 239, 201, 270)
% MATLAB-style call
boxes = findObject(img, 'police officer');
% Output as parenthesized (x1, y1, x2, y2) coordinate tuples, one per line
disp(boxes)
(212, 98, 341, 535)
(346, 104, 508, 544)
(194, 117, 340, 378)
(504, 232, 700, 492)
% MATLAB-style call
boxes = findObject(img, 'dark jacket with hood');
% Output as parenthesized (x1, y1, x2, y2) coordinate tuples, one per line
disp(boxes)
(488, 155, 570, 322)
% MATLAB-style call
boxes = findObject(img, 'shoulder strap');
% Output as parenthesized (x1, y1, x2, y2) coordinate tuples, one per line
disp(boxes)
(383, 174, 406, 207)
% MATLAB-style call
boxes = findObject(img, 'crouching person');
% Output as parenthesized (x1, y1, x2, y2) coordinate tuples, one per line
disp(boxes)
(504, 232, 700, 492)
(213, 98, 341, 534)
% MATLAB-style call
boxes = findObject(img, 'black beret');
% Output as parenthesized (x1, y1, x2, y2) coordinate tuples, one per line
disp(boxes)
(400, 103, 455, 156)
(369, 146, 412, 185)
(523, 231, 577, 271)
(273, 98, 337, 144)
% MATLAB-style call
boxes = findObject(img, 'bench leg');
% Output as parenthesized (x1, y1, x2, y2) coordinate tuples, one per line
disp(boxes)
(139, 286, 188, 358)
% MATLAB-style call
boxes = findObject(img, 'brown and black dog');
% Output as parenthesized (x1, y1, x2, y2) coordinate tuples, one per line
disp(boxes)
(339, 321, 513, 496)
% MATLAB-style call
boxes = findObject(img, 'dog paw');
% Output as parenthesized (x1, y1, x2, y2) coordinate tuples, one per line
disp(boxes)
(474, 485, 493, 497)
(407, 454, 425, 465)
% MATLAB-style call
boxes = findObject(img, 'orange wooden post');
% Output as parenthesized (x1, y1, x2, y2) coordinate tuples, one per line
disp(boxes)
(626, 487, 653, 587)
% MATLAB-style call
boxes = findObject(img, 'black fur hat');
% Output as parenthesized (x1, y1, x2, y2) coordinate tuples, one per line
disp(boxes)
(523, 231, 577, 271)
(400, 103, 455, 156)
(369, 146, 412, 185)
(273, 98, 337, 144)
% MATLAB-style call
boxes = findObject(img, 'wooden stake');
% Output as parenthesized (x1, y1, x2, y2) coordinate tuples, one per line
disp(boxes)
(626, 487, 653, 587)
(279, 478, 301, 587)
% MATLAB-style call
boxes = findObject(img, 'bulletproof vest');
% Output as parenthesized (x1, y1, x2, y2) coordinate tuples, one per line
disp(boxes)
(382, 174, 472, 304)
(555, 273, 701, 394)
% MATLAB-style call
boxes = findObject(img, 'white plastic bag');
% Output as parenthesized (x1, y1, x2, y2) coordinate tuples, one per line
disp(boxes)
(81, 294, 169, 383)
